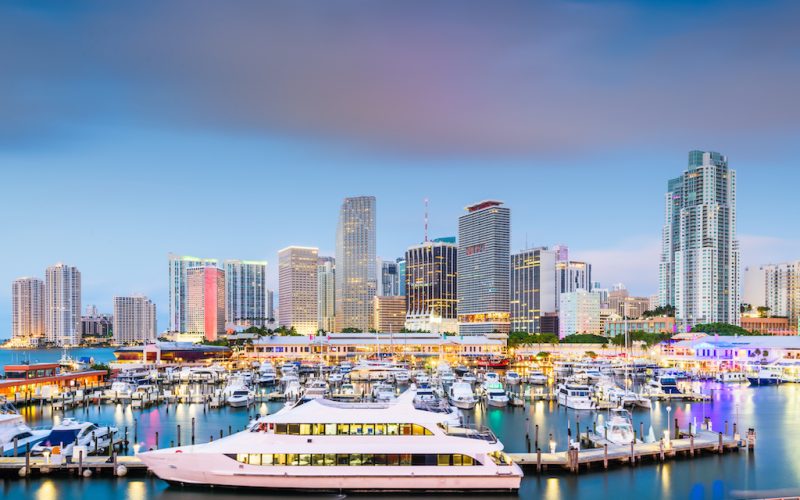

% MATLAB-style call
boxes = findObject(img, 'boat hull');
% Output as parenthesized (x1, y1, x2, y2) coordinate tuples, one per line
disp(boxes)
(748, 377, 780, 386)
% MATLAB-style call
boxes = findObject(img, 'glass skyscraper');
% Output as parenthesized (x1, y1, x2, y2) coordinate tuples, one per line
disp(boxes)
(224, 260, 268, 328)
(510, 247, 557, 334)
(335, 196, 377, 332)
(405, 239, 458, 333)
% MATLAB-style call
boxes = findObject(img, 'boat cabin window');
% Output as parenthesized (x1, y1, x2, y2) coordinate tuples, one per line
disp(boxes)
(230, 453, 480, 466)
(267, 422, 432, 436)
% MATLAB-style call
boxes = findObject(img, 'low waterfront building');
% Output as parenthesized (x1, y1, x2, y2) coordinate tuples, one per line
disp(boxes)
(663, 335, 800, 371)
(605, 317, 677, 336)
(0, 363, 107, 398)
(244, 333, 505, 361)
(113, 342, 232, 364)
(740, 316, 794, 335)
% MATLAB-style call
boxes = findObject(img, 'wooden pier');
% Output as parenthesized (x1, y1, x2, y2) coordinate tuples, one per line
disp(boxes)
(509, 428, 755, 474)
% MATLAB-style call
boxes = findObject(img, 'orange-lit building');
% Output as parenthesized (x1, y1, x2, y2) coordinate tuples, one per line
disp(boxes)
(740, 316, 796, 335)
(0, 363, 107, 398)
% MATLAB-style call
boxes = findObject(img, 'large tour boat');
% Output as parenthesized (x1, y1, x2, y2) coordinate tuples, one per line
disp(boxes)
(138, 393, 522, 493)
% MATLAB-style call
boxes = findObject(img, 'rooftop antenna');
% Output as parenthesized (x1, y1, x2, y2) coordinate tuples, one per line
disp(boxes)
(424, 198, 429, 242)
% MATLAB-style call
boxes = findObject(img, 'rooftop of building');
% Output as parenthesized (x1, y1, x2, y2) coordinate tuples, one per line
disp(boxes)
(464, 200, 504, 212)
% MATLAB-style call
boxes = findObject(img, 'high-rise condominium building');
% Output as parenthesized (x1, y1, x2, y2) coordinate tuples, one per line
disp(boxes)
(278, 247, 319, 335)
(12, 277, 45, 345)
(659, 150, 740, 328)
(224, 260, 267, 328)
(45, 263, 82, 346)
(372, 296, 407, 332)
(559, 290, 601, 337)
(554, 247, 592, 310)
(168, 254, 217, 332)
(113, 296, 157, 343)
(378, 260, 400, 296)
(266, 290, 275, 322)
(186, 266, 225, 341)
(742, 265, 768, 309)
(457, 200, 510, 335)
(405, 239, 458, 333)
(317, 256, 336, 332)
(397, 258, 407, 296)
(510, 248, 557, 333)
(745, 262, 800, 329)
(335, 196, 377, 332)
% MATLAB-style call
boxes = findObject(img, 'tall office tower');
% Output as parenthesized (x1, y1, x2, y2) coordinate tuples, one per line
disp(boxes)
(372, 296, 407, 332)
(457, 200, 511, 335)
(555, 259, 592, 310)
(760, 262, 800, 328)
(659, 150, 740, 328)
(168, 254, 217, 332)
(742, 265, 768, 309)
(405, 238, 458, 333)
(278, 247, 319, 335)
(317, 256, 336, 332)
(397, 258, 407, 296)
(558, 290, 601, 337)
(378, 260, 400, 296)
(113, 296, 157, 343)
(335, 196, 377, 332)
(45, 263, 82, 346)
(186, 266, 226, 341)
(12, 277, 45, 345)
(266, 289, 275, 322)
(510, 248, 557, 333)
(224, 260, 268, 328)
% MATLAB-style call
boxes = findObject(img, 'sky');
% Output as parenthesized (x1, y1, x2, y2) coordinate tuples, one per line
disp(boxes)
(1, 1, 799, 337)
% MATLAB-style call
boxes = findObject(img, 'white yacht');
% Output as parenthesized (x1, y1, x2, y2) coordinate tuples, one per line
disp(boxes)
(482, 372, 500, 386)
(504, 371, 521, 386)
(645, 375, 683, 395)
(32, 418, 117, 457)
(138, 397, 522, 492)
(461, 373, 477, 385)
(224, 377, 255, 408)
(556, 382, 594, 410)
(597, 409, 638, 446)
(527, 371, 548, 385)
(372, 382, 396, 402)
(303, 380, 330, 401)
(258, 363, 277, 385)
(715, 371, 747, 383)
(350, 362, 407, 382)
(484, 382, 509, 408)
(393, 369, 411, 384)
(448, 382, 478, 410)
(0, 404, 48, 456)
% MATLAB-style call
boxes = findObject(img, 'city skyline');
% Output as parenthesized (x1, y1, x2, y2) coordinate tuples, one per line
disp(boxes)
(2, 1, 800, 337)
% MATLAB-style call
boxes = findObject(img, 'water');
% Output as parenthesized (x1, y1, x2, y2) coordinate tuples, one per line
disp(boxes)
(2, 351, 798, 499)
(0, 348, 117, 366)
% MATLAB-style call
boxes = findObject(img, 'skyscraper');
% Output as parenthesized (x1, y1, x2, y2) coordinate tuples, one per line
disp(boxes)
(317, 256, 336, 332)
(554, 247, 592, 310)
(405, 238, 458, 333)
(559, 290, 602, 337)
(278, 246, 319, 335)
(168, 254, 217, 332)
(266, 289, 275, 322)
(113, 295, 157, 343)
(510, 247, 557, 333)
(457, 200, 510, 335)
(396, 257, 407, 296)
(659, 150, 740, 327)
(747, 262, 800, 329)
(12, 277, 45, 346)
(378, 260, 400, 296)
(224, 260, 268, 328)
(335, 196, 377, 332)
(186, 266, 226, 341)
(372, 296, 406, 332)
(45, 263, 82, 346)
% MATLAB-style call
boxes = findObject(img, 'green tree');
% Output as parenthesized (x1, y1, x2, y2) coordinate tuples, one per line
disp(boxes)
(691, 323, 752, 336)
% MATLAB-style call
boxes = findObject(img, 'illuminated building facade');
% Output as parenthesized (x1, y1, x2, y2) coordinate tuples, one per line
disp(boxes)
(224, 260, 268, 328)
(186, 266, 226, 341)
(405, 238, 458, 333)
(12, 277, 45, 346)
(335, 196, 377, 332)
(113, 295, 157, 343)
(317, 256, 336, 332)
(278, 246, 319, 335)
(559, 289, 601, 337)
(372, 295, 407, 332)
(510, 247, 557, 333)
(457, 200, 510, 335)
(168, 254, 217, 332)
(45, 263, 82, 346)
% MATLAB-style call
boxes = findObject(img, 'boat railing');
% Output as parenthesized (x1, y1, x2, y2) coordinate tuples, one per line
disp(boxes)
(444, 424, 498, 443)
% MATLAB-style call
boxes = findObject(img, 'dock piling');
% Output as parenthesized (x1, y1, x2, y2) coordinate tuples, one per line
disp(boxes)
(177, 425, 181, 447)
(603, 444, 608, 469)
(191, 417, 196, 445)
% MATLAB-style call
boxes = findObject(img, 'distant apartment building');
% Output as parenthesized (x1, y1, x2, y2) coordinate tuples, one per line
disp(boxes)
(659, 150, 740, 328)
(458, 201, 511, 335)
(266, 289, 275, 322)
(11, 277, 45, 346)
(372, 296, 406, 332)
(168, 254, 217, 332)
(113, 296, 157, 343)
(378, 259, 400, 296)
(558, 290, 601, 337)
(555, 253, 592, 311)
(45, 263, 82, 346)
(225, 260, 268, 328)
(186, 266, 226, 341)
(81, 312, 113, 337)
(604, 317, 677, 336)
(742, 262, 800, 329)
(278, 246, 319, 335)
(335, 196, 377, 332)
(608, 289, 651, 319)
(397, 258, 407, 296)
(317, 256, 336, 332)
(510, 247, 557, 333)
(405, 238, 458, 334)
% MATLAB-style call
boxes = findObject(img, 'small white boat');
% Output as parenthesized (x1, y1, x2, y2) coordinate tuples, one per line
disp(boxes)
(32, 418, 117, 457)
(556, 382, 594, 410)
(527, 371, 548, 385)
(448, 382, 478, 410)
(715, 371, 747, 383)
(0, 404, 48, 456)
(461, 373, 477, 384)
(302, 380, 330, 401)
(598, 408, 638, 445)
(504, 371, 521, 386)
(484, 382, 509, 408)
(393, 370, 411, 384)
(372, 382, 396, 402)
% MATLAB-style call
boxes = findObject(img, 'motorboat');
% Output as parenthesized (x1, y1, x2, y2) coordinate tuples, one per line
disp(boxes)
(461, 373, 477, 385)
(224, 377, 255, 408)
(482, 372, 500, 387)
(556, 382, 594, 410)
(138, 396, 522, 492)
(526, 371, 548, 385)
(283, 380, 302, 400)
(484, 382, 509, 408)
(372, 382, 397, 402)
(32, 418, 117, 457)
(258, 363, 277, 385)
(302, 380, 330, 401)
(0, 403, 48, 456)
(393, 370, 411, 384)
(748, 368, 782, 386)
(646, 376, 683, 395)
(328, 372, 345, 384)
(448, 382, 478, 410)
(439, 371, 457, 386)
(504, 371, 521, 386)
(597, 408, 638, 445)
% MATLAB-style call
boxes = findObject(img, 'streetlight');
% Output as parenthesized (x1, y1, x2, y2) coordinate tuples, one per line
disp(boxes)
(666, 405, 672, 440)
(133, 443, 141, 455)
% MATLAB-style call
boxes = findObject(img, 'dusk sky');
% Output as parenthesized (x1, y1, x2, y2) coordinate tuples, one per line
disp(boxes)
(1, 0, 799, 337)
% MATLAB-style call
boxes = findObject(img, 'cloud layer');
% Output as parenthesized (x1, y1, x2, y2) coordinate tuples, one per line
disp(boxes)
(1, 0, 798, 154)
